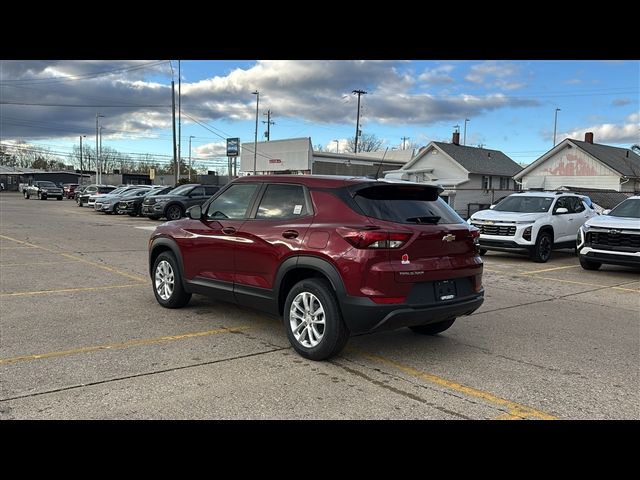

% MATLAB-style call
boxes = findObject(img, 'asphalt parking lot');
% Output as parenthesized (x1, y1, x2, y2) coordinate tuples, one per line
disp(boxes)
(0, 191, 638, 419)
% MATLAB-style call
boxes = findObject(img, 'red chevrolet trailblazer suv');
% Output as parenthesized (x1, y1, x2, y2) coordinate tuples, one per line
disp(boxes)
(148, 176, 484, 360)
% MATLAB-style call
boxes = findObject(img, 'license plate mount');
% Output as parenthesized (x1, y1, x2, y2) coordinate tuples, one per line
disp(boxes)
(434, 280, 457, 301)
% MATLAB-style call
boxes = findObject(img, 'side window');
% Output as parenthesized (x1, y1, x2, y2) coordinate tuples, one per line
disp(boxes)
(204, 186, 219, 196)
(554, 197, 573, 213)
(256, 184, 308, 220)
(189, 186, 205, 197)
(206, 184, 259, 219)
(573, 197, 585, 213)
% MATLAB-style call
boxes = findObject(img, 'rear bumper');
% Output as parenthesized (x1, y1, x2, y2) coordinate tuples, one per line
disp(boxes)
(340, 292, 484, 334)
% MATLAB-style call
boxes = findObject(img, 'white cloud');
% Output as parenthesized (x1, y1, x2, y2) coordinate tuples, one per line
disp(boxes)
(323, 138, 349, 153)
(564, 78, 582, 85)
(558, 117, 640, 144)
(194, 142, 227, 158)
(465, 61, 520, 84)
(418, 65, 455, 85)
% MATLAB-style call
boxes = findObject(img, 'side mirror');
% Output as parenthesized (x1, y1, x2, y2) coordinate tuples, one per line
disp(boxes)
(186, 205, 202, 220)
(602, 209, 611, 215)
(489, 204, 496, 209)
(555, 207, 569, 214)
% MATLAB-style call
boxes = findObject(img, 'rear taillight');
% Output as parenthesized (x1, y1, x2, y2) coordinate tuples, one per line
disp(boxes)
(470, 228, 480, 254)
(371, 296, 407, 304)
(472, 273, 483, 292)
(337, 228, 412, 249)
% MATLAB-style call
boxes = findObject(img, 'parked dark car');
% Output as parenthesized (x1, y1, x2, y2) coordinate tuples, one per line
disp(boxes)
(63, 183, 80, 199)
(141, 184, 220, 220)
(117, 186, 174, 216)
(94, 186, 152, 214)
(148, 176, 484, 360)
(23, 181, 63, 200)
(76, 185, 117, 207)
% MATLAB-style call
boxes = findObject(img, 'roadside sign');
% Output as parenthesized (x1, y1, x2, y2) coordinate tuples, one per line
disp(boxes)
(149, 168, 155, 180)
(227, 138, 240, 157)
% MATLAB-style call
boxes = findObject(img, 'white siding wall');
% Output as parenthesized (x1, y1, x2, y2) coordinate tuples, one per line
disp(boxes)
(522, 146, 622, 191)
(406, 147, 469, 184)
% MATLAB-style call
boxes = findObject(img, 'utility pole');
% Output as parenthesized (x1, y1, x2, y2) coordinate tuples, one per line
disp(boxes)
(352, 89, 367, 154)
(95, 113, 104, 184)
(553, 108, 561, 146)
(262, 109, 274, 141)
(178, 60, 181, 179)
(99, 126, 103, 178)
(79, 135, 86, 185)
(171, 80, 178, 185)
(188, 135, 194, 182)
(464, 118, 470, 146)
(401, 136, 409, 150)
(252, 90, 259, 175)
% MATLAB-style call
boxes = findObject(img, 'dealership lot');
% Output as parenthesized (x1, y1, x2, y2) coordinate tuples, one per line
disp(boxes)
(0, 192, 638, 419)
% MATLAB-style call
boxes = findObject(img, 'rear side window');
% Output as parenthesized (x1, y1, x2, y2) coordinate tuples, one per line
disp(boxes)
(256, 184, 308, 219)
(204, 186, 219, 196)
(353, 185, 464, 225)
(98, 187, 115, 193)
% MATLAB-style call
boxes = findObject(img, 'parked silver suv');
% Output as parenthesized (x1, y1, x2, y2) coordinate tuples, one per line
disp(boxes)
(577, 195, 640, 270)
(469, 192, 597, 262)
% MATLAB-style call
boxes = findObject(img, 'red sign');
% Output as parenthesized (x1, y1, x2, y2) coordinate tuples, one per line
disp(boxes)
(269, 159, 282, 164)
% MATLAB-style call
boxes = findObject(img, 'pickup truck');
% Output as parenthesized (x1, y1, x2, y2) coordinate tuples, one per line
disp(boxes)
(23, 181, 64, 200)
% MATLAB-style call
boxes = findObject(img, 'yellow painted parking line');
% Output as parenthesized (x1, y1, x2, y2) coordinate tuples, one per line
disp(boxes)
(0, 326, 251, 366)
(0, 283, 146, 297)
(521, 265, 579, 275)
(354, 349, 557, 420)
(532, 275, 640, 292)
(0, 260, 81, 267)
(0, 234, 146, 282)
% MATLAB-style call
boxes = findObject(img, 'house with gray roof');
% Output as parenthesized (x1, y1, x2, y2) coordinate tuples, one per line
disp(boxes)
(514, 132, 640, 193)
(385, 132, 522, 218)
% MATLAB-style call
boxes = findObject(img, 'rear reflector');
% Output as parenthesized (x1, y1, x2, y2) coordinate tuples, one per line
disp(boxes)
(371, 296, 406, 304)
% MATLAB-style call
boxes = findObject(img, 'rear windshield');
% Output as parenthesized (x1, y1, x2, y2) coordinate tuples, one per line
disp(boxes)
(353, 185, 464, 225)
(494, 195, 553, 213)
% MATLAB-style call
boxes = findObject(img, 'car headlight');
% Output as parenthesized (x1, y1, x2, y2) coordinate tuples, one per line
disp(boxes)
(523, 226, 532, 241)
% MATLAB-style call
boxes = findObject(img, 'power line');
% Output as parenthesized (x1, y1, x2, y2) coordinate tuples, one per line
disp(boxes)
(0, 101, 169, 108)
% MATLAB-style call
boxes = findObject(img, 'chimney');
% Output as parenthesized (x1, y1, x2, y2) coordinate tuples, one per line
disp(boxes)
(585, 132, 594, 144)
(452, 132, 460, 145)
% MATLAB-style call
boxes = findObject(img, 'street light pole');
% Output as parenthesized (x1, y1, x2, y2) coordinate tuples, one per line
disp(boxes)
(95, 113, 104, 184)
(352, 89, 367, 154)
(464, 118, 470, 146)
(252, 90, 259, 175)
(334, 140, 339, 153)
(553, 108, 561, 146)
(99, 126, 103, 180)
(79, 135, 86, 185)
(188, 135, 194, 182)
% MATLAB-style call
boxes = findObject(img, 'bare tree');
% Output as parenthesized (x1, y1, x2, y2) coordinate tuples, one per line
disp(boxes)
(345, 133, 384, 153)
(632, 144, 640, 155)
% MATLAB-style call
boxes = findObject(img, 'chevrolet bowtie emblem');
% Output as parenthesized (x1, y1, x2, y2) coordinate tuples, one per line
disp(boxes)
(442, 234, 456, 242)
(608, 229, 621, 235)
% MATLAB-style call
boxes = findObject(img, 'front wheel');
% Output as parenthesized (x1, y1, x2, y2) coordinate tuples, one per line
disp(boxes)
(24, 191, 30, 199)
(284, 278, 349, 361)
(579, 256, 601, 271)
(530, 232, 553, 263)
(409, 318, 456, 335)
(166, 204, 183, 221)
(479, 248, 488, 256)
(152, 252, 191, 308)
(56, 196, 62, 201)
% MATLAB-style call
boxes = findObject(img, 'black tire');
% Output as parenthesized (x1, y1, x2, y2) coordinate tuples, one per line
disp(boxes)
(479, 248, 488, 256)
(152, 251, 191, 308)
(77, 199, 83, 207)
(166, 204, 183, 221)
(56, 196, 62, 201)
(530, 231, 553, 263)
(284, 278, 349, 361)
(128, 212, 137, 217)
(579, 256, 601, 271)
(409, 318, 456, 335)
(147, 215, 161, 220)
(24, 191, 30, 199)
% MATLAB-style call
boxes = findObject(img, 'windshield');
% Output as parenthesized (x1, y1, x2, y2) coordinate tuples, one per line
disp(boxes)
(493, 196, 554, 213)
(609, 198, 640, 218)
(168, 185, 194, 196)
(37, 181, 57, 187)
(146, 187, 173, 197)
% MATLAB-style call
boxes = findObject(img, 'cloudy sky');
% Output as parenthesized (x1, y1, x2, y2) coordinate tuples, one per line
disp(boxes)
(1, 60, 638, 170)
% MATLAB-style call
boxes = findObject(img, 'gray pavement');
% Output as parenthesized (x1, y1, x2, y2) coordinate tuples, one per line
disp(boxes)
(1, 191, 638, 419)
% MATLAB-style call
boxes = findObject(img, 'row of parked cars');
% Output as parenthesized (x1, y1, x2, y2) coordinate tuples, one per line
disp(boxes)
(65, 183, 221, 220)
(468, 191, 640, 270)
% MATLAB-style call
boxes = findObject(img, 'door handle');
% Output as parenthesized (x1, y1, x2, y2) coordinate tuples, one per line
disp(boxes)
(222, 227, 236, 235)
(282, 230, 299, 239)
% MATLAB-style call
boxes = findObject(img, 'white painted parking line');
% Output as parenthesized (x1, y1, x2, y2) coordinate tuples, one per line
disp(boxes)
(135, 226, 157, 231)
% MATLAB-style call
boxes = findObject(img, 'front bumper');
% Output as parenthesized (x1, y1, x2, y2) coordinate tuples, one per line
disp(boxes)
(141, 204, 165, 217)
(579, 247, 640, 267)
(478, 238, 531, 253)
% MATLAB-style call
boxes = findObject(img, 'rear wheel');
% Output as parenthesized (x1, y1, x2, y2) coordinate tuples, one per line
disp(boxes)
(579, 256, 601, 271)
(152, 252, 191, 308)
(479, 248, 488, 256)
(24, 191, 30, 199)
(530, 232, 553, 263)
(409, 319, 456, 335)
(284, 278, 349, 361)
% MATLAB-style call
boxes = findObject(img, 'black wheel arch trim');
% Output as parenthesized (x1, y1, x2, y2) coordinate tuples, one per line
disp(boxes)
(274, 255, 347, 305)
(149, 237, 185, 282)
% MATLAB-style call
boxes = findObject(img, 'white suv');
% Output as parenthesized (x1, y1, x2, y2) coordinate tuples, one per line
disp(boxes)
(577, 195, 640, 270)
(469, 192, 597, 262)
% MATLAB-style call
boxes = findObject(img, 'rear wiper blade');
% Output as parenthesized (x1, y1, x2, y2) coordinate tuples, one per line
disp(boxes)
(405, 216, 441, 224)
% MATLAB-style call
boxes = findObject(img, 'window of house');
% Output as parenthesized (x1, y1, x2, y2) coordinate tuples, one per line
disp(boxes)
(482, 176, 492, 190)
(500, 177, 510, 189)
